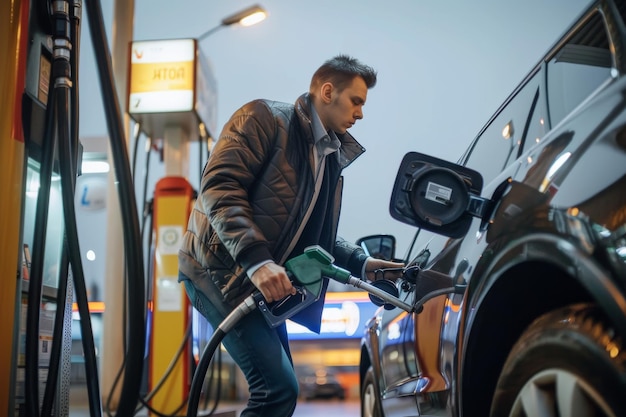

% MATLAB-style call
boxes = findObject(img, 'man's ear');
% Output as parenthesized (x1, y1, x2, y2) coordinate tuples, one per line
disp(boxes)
(320, 82, 333, 104)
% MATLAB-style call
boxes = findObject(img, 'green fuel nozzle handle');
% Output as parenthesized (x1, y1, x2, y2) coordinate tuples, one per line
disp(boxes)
(284, 245, 351, 298)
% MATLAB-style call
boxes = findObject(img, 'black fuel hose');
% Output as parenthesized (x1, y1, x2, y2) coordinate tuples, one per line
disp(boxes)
(200, 343, 223, 415)
(41, 3, 84, 414)
(186, 295, 257, 417)
(85, 0, 147, 415)
(24, 1, 76, 414)
(58, 1, 103, 415)
(23, 59, 57, 417)
(56, 64, 103, 417)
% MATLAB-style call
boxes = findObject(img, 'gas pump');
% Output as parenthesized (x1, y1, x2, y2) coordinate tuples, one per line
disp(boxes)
(127, 37, 218, 415)
(146, 177, 195, 414)
(3, 1, 85, 415)
(4, 0, 148, 416)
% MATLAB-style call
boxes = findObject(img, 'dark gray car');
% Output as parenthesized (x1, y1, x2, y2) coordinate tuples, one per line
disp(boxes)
(360, 1, 626, 416)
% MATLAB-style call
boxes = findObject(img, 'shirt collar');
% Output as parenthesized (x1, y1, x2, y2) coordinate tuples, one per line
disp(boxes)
(310, 104, 341, 157)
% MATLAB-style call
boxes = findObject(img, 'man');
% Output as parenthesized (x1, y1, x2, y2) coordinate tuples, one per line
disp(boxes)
(178, 54, 403, 416)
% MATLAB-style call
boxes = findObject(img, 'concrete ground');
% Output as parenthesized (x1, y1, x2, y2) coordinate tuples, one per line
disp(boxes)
(68, 384, 360, 416)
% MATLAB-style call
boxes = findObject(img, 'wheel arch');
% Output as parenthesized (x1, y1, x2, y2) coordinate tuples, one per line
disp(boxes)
(459, 233, 626, 416)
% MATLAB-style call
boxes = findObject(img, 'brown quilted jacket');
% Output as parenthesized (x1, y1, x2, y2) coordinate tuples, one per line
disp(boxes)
(178, 93, 368, 312)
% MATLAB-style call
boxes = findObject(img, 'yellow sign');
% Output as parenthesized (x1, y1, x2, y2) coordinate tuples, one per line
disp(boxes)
(129, 61, 194, 93)
(128, 39, 196, 113)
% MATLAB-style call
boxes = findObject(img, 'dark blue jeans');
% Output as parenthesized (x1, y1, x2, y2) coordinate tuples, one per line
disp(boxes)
(182, 278, 299, 417)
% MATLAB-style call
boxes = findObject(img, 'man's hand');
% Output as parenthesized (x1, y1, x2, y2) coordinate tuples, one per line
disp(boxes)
(364, 258, 405, 282)
(250, 262, 296, 303)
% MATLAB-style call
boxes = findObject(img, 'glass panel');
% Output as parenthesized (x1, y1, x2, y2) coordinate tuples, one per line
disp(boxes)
(465, 73, 541, 183)
(23, 158, 65, 290)
(546, 11, 612, 126)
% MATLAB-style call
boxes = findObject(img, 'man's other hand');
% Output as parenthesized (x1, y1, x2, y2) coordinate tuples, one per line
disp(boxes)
(364, 258, 404, 282)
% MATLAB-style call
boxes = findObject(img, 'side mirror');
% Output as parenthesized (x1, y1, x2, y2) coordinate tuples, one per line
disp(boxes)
(356, 234, 396, 261)
(389, 152, 487, 238)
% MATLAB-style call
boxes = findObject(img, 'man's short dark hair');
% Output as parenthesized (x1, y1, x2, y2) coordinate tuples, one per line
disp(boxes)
(310, 55, 377, 93)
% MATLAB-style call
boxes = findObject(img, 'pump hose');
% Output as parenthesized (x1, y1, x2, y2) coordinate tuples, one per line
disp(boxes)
(186, 295, 257, 417)
(23, 2, 89, 416)
(40, 3, 87, 416)
(57, 68, 104, 417)
(23, 59, 57, 417)
(85, 0, 147, 415)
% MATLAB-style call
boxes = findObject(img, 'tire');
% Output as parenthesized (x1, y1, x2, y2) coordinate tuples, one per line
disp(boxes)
(490, 303, 626, 417)
(361, 366, 384, 417)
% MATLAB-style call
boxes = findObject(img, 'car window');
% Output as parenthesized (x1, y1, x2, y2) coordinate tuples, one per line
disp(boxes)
(464, 73, 541, 182)
(546, 10, 612, 127)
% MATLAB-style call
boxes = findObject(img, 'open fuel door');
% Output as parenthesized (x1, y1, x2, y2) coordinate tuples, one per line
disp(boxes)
(390, 152, 488, 238)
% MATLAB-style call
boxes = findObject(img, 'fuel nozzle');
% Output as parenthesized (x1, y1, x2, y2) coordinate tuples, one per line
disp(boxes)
(254, 246, 350, 328)
(256, 245, 413, 328)
(288, 245, 413, 312)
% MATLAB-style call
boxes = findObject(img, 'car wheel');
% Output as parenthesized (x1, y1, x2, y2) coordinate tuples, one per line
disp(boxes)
(361, 366, 384, 417)
(490, 303, 626, 417)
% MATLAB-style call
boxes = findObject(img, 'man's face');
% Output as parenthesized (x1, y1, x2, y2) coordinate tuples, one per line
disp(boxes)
(321, 77, 368, 134)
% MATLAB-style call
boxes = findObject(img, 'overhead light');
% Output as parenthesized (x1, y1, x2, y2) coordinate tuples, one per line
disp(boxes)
(221, 5, 267, 27)
(198, 5, 267, 41)
(238, 10, 266, 26)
